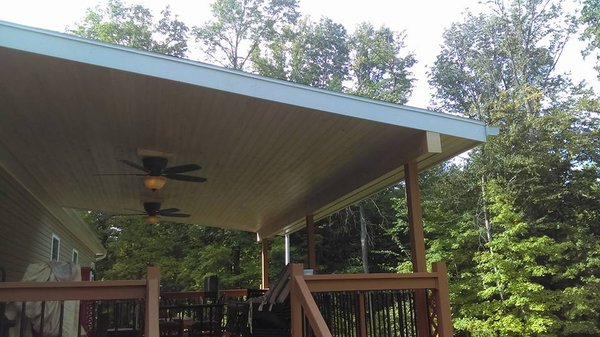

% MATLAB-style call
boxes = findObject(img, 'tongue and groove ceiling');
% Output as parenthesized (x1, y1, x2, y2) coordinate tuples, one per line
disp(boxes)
(0, 21, 495, 238)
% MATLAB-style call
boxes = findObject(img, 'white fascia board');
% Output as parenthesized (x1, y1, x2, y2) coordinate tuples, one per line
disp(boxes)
(0, 21, 494, 142)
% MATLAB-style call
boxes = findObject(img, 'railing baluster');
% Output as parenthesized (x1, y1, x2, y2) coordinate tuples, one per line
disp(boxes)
(40, 301, 46, 337)
(19, 302, 26, 337)
(59, 300, 65, 337)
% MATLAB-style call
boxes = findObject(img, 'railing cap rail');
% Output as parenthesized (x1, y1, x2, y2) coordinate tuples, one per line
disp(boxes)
(0, 280, 148, 301)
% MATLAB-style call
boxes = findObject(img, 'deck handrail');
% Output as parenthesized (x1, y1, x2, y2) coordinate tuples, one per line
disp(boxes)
(0, 267, 161, 337)
(289, 262, 454, 337)
(290, 264, 332, 337)
(160, 288, 249, 300)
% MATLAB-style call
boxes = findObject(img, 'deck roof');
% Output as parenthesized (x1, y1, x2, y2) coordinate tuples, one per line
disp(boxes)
(0, 21, 497, 238)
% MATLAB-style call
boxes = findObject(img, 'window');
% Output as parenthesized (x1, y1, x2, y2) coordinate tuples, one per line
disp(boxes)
(51, 234, 60, 261)
(72, 249, 79, 264)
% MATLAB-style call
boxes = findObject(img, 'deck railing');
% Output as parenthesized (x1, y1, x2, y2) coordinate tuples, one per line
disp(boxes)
(0, 267, 160, 337)
(290, 262, 453, 337)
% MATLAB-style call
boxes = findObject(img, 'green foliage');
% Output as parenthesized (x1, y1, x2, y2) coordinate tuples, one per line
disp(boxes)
(252, 17, 350, 90)
(349, 23, 416, 104)
(81, 211, 263, 290)
(193, 0, 299, 69)
(252, 17, 416, 103)
(423, 0, 600, 335)
(70, 0, 189, 57)
(581, 0, 600, 77)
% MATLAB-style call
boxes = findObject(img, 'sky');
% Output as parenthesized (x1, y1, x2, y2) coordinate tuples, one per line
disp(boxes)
(1, 0, 598, 107)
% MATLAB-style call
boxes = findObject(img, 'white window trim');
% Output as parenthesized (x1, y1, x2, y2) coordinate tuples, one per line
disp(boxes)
(72, 248, 79, 264)
(51, 233, 61, 261)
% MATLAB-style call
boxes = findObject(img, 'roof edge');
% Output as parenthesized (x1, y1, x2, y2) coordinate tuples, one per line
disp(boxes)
(0, 20, 492, 142)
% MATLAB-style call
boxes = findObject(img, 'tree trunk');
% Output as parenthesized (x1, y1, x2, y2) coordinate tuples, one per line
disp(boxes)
(359, 203, 370, 273)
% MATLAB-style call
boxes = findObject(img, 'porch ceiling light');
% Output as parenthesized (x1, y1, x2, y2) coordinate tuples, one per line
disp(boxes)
(146, 215, 159, 224)
(144, 176, 166, 191)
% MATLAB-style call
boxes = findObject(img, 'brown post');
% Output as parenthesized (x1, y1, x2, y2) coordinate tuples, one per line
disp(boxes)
(145, 267, 160, 337)
(404, 161, 430, 337)
(261, 239, 270, 289)
(306, 214, 317, 270)
(290, 263, 305, 337)
(405, 161, 427, 272)
(433, 262, 454, 337)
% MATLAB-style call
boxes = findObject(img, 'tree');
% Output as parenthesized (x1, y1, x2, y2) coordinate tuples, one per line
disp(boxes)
(70, 0, 189, 57)
(349, 23, 416, 104)
(252, 17, 350, 90)
(193, 0, 299, 70)
(425, 0, 600, 335)
(581, 0, 600, 77)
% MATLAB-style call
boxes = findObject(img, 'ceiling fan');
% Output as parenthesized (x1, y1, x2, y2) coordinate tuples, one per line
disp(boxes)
(98, 157, 207, 190)
(120, 202, 191, 224)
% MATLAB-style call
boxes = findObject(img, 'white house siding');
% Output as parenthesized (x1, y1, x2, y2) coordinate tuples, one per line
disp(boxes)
(0, 166, 100, 282)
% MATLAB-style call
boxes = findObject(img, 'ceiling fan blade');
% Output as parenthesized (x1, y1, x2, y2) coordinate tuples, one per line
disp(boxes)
(158, 208, 180, 214)
(161, 213, 191, 218)
(163, 164, 201, 174)
(120, 159, 149, 172)
(113, 213, 146, 217)
(94, 173, 146, 176)
(125, 208, 144, 213)
(165, 174, 207, 182)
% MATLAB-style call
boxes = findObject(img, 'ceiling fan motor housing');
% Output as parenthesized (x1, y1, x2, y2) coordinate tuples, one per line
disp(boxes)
(142, 157, 168, 176)
(143, 202, 162, 215)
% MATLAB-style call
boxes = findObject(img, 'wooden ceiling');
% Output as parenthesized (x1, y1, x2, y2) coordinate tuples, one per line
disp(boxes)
(0, 22, 493, 238)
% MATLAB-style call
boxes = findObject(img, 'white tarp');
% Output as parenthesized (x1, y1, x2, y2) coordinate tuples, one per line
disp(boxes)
(5, 262, 81, 337)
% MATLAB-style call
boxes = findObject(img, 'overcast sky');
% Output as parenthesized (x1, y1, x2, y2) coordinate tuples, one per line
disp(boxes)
(2, 0, 598, 107)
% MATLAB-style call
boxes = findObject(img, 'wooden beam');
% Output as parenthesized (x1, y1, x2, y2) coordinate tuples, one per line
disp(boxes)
(303, 273, 438, 292)
(405, 161, 426, 272)
(306, 214, 317, 270)
(404, 161, 430, 337)
(261, 239, 270, 289)
(0, 280, 147, 301)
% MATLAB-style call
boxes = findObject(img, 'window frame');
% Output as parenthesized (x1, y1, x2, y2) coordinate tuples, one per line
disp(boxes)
(72, 248, 79, 264)
(50, 234, 61, 261)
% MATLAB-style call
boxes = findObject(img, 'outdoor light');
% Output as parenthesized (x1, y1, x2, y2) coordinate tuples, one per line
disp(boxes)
(146, 215, 159, 224)
(144, 176, 166, 191)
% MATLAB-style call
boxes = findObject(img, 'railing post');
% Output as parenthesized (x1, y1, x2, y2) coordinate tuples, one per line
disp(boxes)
(290, 263, 304, 337)
(145, 267, 160, 337)
(432, 262, 453, 337)
(405, 161, 430, 337)
(261, 239, 270, 289)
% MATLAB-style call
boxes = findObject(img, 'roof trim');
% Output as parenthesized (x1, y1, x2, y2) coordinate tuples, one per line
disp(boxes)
(0, 20, 497, 141)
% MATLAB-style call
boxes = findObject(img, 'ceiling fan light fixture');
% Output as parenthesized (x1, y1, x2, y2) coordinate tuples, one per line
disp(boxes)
(144, 176, 166, 191)
(146, 215, 159, 224)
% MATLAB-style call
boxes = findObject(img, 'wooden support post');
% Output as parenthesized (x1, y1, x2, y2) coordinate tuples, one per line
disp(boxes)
(306, 214, 317, 271)
(145, 267, 160, 337)
(405, 161, 427, 272)
(261, 239, 270, 289)
(433, 262, 454, 337)
(290, 263, 305, 337)
(404, 161, 430, 337)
